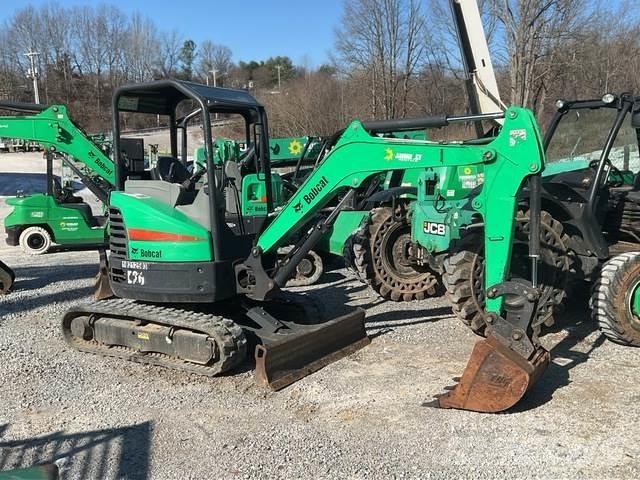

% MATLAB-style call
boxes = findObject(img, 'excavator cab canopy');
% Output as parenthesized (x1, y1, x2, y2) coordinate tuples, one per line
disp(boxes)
(111, 79, 272, 200)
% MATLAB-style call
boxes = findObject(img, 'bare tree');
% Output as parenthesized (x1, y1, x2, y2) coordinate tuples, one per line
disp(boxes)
(335, 0, 426, 118)
(196, 41, 232, 85)
(159, 29, 183, 78)
(488, 0, 590, 115)
(125, 12, 159, 83)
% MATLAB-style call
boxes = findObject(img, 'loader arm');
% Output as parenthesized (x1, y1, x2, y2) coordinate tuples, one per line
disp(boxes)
(0, 103, 116, 188)
(251, 107, 544, 313)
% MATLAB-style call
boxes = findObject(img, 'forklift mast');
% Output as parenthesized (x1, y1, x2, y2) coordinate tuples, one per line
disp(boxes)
(449, 0, 505, 132)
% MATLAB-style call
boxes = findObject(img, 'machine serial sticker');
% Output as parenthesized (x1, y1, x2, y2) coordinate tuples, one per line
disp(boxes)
(30, 211, 44, 218)
(423, 221, 446, 236)
(122, 260, 149, 270)
(459, 176, 477, 189)
(509, 129, 527, 147)
(137, 332, 149, 340)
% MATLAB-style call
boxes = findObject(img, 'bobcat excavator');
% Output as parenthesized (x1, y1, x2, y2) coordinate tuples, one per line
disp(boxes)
(62, 79, 550, 412)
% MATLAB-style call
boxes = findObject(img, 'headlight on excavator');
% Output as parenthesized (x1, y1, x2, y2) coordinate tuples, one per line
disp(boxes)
(602, 93, 617, 104)
(555, 99, 566, 110)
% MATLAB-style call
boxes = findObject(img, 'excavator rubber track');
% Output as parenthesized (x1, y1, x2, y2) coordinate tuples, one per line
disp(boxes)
(62, 298, 248, 377)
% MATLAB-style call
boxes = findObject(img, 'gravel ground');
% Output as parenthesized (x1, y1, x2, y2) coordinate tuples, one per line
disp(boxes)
(2, 154, 640, 479)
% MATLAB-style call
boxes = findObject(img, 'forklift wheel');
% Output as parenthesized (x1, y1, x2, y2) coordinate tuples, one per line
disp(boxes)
(592, 251, 640, 346)
(19, 226, 52, 255)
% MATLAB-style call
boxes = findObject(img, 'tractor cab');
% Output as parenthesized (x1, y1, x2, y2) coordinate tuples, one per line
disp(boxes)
(542, 93, 640, 266)
(108, 80, 276, 302)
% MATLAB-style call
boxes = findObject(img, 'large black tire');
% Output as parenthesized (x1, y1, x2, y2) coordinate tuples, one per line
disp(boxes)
(442, 210, 571, 336)
(280, 247, 324, 287)
(0, 260, 15, 294)
(352, 206, 439, 302)
(592, 252, 640, 346)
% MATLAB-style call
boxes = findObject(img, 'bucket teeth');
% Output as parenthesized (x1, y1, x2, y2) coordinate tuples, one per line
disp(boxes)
(435, 334, 550, 413)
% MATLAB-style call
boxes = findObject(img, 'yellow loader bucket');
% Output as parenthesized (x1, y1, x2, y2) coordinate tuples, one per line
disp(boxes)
(437, 334, 549, 413)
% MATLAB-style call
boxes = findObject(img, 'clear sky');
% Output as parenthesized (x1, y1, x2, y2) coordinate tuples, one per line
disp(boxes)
(0, 0, 344, 66)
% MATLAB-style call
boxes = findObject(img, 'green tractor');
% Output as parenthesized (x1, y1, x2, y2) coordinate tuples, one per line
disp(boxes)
(62, 79, 554, 413)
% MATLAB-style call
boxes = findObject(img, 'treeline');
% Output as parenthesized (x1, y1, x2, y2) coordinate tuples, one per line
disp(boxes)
(1, 1, 639, 136)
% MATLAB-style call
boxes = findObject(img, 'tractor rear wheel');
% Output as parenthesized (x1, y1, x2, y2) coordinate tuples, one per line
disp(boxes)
(592, 252, 640, 346)
(19, 226, 52, 255)
(353, 206, 439, 302)
(443, 210, 571, 336)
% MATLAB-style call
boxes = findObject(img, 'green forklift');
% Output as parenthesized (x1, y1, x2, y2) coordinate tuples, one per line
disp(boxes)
(0, 102, 123, 255)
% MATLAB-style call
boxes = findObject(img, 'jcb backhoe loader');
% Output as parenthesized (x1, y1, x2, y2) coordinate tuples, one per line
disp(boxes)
(61, 79, 550, 412)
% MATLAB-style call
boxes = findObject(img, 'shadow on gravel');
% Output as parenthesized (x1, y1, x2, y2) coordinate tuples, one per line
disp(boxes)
(1, 286, 94, 315)
(366, 306, 453, 338)
(0, 421, 152, 479)
(12, 263, 98, 290)
(509, 313, 605, 413)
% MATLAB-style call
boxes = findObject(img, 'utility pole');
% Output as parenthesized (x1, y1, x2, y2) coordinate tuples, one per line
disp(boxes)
(209, 69, 219, 120)
(276, 65, 282, 93)
(24, 49, 41, 104)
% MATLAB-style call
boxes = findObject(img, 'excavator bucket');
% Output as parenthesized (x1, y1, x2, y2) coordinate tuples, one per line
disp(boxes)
(93, 249, 113, 300)
(255, 308, 370, 390)
(436, 334, 549, 413)
(0, 260, 15, 295)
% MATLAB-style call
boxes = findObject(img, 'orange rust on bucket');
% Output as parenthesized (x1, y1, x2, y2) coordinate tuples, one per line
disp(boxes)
(437, 334, 549, 413)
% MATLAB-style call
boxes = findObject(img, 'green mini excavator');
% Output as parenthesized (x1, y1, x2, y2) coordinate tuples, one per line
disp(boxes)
(63, 79, 550, 412)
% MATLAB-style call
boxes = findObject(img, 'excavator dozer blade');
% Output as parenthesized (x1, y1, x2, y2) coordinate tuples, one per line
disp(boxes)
(255, 308, 370, 391)
(0, 260, 15, 295)
(436, 334, 549, 413)
(94, 249, 113, 300)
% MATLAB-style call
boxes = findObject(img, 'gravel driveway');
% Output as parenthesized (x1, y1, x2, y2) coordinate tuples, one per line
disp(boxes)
(1, 154, 640, 479)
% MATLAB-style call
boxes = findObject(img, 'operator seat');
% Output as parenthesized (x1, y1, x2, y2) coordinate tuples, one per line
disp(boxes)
(152, 156, 191, 184)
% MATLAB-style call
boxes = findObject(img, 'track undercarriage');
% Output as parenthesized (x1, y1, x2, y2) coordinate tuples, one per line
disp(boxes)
(62, 294, 368, 390)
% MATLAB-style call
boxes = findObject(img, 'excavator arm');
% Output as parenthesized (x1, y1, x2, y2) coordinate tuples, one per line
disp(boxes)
(246, 107, 544, 313)
(243, 106, 552, 412)
(0, 102, 116, 188)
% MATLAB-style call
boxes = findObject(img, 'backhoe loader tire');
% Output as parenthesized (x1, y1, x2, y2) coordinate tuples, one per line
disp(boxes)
(353, 206, 438, 302)
(592, 251, 640, 346)
(19, 226, 52, 255)
(443, 210, 571, 336)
